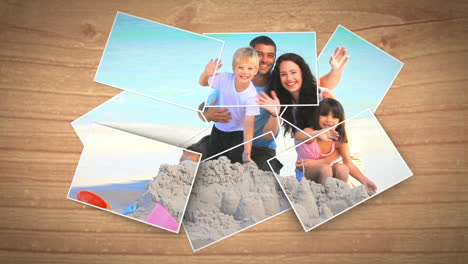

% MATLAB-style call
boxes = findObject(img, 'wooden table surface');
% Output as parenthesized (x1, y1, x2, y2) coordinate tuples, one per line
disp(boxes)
(1, 0, 467, 263)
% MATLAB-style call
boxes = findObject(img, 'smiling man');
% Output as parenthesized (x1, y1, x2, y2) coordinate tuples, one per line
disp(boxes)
(181, 36, 348, 173)
(181, 36, 283, 172)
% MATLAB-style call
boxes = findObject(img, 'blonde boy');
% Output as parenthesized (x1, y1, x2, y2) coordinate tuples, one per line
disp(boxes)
(199, 47, 260, 163)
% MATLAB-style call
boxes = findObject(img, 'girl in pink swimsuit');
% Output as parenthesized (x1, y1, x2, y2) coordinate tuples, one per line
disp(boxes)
(296, 99, 377, 193)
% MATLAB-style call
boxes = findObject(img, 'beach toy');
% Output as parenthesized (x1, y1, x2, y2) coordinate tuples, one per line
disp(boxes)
(122, 203, 137, 215)
(295, 170, 303, 182)
(295, 159, 305, 182)
(77, 190, 113, 210)
(145, 203, 179, 231)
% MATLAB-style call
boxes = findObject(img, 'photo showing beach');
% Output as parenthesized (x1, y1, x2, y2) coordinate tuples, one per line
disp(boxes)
(204, 32, 318, 107)
(269, 109, 413, 231)
(68, 124, 201, 233)
(94, 12, 224, 111)
(183, 143, 291, 252)
(318, 25, 404, 116)
(72, 91, 210, 148)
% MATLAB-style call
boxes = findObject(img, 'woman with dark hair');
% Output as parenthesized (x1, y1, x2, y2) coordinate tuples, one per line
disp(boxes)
(271, 53, 318, 136)
(257, 53, 339, 142)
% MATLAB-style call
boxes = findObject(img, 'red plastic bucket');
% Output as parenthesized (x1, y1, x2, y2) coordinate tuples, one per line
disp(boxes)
(77, 190, 112, 210)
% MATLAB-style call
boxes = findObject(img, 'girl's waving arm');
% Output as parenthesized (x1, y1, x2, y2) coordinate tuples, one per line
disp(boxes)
(337, 142, 377, 193)
(294, 127, 340, 143)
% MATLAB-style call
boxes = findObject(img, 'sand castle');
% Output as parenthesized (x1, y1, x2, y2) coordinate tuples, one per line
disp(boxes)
(127, 156, 372, 247)
(128, 160, 198, 224)
(279, 176, 370, 229)
(183, 156, 291, 249)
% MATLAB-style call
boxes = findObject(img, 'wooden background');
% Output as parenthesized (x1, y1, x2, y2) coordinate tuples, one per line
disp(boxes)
(1, 0, 467, 263)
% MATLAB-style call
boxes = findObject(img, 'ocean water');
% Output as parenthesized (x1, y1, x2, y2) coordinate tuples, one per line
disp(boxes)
(69, 180, 150, 212)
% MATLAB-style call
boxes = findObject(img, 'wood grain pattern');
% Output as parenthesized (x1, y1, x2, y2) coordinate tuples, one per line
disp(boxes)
(1, 0, 467, 263)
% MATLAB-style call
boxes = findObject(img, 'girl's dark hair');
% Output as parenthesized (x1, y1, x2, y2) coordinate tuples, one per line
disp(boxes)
(312, 98, 348, 143)
(270, 53, 318, 135)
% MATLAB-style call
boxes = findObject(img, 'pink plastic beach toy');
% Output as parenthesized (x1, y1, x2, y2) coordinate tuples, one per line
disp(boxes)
(145, 203, 179, 231)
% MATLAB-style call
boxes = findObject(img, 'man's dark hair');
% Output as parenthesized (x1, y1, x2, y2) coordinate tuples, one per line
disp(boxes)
(249, 36, 277, 52)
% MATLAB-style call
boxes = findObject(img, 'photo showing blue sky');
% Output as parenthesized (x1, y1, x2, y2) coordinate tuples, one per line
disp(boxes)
(72, 91, 209, 147)
(94, 12, 224, 111)
(318, 25, 403, 116)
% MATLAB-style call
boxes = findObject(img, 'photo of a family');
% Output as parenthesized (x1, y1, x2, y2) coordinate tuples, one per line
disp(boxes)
(181, 34, 347, 168)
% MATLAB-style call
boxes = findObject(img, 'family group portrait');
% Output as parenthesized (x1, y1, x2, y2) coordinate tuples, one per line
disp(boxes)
(73, 12, 412, 251)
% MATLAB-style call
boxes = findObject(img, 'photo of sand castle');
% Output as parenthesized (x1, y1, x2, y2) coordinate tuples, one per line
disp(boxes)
(68, 124, 201, 233)
(183, 156, 291, 251)
(279, 176, 369, 229)
(270, 109, 412, 231)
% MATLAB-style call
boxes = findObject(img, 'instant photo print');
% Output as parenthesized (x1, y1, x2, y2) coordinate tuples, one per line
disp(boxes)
(71, 91, 210, 148)
(94, 12, 224, 111)
(203, 32, 319, 108)
(68, 124, 201, 233)
(269, 109, 412, 232)
(317, 25, 404, 116)
(183, 135, 291, 252)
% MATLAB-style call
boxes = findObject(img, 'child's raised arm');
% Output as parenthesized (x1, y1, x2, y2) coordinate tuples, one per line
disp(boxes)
(199, 59, 223, 86)
(337, 142, 377, 193)
(294, 127, 340, 143)
(242, 115, 256, 163)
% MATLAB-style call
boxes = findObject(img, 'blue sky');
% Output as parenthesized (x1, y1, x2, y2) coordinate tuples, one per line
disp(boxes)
(318, 25, 403, 117)
(95, 12, 224, 111)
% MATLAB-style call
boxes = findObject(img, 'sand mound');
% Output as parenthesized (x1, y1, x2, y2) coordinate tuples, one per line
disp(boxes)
(129, 160, 198, 223)
(279, 176, 370, 229)
(183, 156, 291, 249)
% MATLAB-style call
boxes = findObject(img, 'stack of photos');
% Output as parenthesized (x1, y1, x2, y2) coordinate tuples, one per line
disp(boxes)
(69, 12, 413, 251)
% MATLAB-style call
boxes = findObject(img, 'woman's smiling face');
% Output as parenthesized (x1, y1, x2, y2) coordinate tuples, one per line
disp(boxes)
(279, 60, 303, 100)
